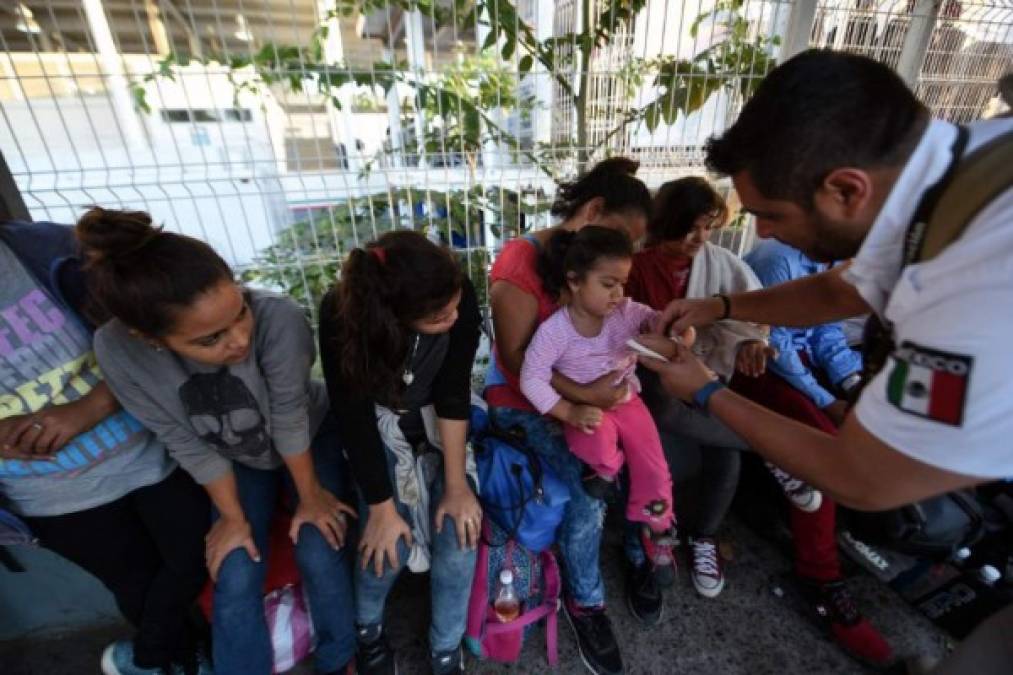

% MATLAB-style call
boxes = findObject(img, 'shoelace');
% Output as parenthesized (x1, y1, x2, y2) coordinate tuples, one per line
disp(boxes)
(692, 539, 721, 577)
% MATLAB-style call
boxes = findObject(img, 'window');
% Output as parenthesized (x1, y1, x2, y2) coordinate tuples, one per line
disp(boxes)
(160, 108, 253, 123)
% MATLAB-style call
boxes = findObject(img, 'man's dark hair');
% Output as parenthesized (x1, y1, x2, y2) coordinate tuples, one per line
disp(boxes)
(705, 50, 929, 205)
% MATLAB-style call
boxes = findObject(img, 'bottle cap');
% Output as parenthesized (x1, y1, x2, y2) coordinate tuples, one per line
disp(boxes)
(499, 569, 514, 584)
(979, 565, 1001, 586)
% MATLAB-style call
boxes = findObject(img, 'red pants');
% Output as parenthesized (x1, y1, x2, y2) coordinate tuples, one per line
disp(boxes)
(730, 369, 841, 582)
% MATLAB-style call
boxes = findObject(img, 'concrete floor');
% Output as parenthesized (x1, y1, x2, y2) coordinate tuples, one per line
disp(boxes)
(0, 516, 951, 675)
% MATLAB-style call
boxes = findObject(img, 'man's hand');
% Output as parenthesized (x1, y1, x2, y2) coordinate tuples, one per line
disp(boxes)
(823, 399, 849, 426)
(205, 516, 260, 582)
(735, 340, 778, 378)
(435, 483, 483, 551)
(359, 499, 413, 577)
(289, 484, 357, 549)
(567, 404, 604, 434)
(653, 297, 726, 337)
(636, 344, 717, 401)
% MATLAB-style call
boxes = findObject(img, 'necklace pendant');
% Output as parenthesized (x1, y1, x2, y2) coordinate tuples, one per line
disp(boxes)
(403, 371, 414, 386)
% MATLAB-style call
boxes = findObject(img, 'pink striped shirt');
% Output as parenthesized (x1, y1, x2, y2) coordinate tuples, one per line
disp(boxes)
(520, 298, 658, 414)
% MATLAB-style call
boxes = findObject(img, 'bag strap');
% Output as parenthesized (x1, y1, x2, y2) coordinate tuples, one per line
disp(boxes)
(859, 126, 1013, 389)
(916, 129, 1013, 263)
(482, 596, 560, 667)
(478, 424, 547, 547)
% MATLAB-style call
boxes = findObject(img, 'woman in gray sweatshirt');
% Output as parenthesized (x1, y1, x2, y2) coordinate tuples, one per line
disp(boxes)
(82, 207, 356, 675)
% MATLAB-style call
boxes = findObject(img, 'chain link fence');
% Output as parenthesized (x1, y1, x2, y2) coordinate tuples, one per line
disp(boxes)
(1, 0, 1010, 322)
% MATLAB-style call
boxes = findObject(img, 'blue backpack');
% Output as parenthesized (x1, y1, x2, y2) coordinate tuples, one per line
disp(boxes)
(470, 407, 569, 553)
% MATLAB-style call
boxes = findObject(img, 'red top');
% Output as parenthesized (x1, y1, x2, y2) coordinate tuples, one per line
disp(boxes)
(626, 247, 693, 311)
(486, 237, 558, 410)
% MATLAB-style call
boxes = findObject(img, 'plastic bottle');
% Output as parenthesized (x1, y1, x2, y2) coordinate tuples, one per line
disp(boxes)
(493, 569, 520, 622)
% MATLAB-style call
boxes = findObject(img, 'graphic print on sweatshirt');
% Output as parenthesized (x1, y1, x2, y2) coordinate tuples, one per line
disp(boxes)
(0, 245, 148, 479)
(179, 368, 270, 460)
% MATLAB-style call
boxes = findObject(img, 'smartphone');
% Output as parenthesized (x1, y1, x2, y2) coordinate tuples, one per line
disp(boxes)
(626, 338, 668, 361)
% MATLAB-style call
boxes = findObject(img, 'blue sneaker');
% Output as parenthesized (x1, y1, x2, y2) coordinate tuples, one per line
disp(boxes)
(101, 641, 166, 675)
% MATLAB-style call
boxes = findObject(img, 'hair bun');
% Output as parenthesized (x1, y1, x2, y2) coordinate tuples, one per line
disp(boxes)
(589, 156, 639, 177)
(76, 206, 161, 262)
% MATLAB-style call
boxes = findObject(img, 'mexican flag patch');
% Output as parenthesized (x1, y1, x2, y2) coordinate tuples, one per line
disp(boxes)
(886, 342, 972, 426)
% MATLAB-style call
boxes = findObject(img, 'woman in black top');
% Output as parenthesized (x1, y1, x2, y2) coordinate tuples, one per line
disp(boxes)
(319, 231, 482, 675)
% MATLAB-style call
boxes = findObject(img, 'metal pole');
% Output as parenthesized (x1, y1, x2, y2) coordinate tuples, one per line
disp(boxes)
(897, 0, 940, 89)
(0, 150, 30, 222)
(82, 0, 148, 149)
(781, 0, 818, 61)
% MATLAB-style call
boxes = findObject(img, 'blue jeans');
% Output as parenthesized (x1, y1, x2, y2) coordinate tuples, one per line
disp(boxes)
(488, 407, 606, 608)
(211, 421, 356, 674)
(353, 449, 477, 654)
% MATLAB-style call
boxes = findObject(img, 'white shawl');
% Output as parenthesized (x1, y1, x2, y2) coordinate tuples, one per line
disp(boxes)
(685, 242, 769, 379)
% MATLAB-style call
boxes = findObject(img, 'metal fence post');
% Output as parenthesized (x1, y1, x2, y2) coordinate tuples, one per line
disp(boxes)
(897, 0, 941, 88)
(781, 0, 819, 61)
(0, 150, 30, 222)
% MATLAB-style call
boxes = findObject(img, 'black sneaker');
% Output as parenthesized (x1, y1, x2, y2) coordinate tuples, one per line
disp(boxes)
(356, 624, 397, 675)
(564, 602, 624, 675)
(625, 560, 663, 626)
(430, 645, 464, 674)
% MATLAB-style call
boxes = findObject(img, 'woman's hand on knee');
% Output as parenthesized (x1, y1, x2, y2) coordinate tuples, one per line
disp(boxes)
(290, 484, 358, 550)
(205, 516, 260, 582)
(359, 499, 412, 578)
(435, 483, 483, 551)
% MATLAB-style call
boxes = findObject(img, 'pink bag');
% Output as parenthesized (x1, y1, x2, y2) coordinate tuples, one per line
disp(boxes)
(265, 583, 316, 673)
(464, 519, 561, 666)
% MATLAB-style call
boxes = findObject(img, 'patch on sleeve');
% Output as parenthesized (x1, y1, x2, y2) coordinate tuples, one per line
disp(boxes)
(885, 341, 972, 426)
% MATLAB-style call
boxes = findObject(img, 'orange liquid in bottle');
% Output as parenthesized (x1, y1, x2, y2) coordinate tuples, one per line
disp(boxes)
(494, 597, 521, 622)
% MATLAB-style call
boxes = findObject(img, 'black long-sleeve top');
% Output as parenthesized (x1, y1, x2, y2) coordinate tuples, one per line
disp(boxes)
(318, 277, 482, 505)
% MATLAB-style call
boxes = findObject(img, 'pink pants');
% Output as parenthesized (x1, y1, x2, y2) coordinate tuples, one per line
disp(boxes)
(564, 395, 674, 532)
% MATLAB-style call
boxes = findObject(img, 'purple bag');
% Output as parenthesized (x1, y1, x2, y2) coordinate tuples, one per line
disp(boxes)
(265, 583, 315, 673)
(464, 519, 560, 666)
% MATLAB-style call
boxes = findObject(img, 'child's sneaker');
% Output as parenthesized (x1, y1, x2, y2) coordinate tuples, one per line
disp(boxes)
(688, 536, 725, 598)
(639, 524, 677, 582)
(100, 641, 167, 675)
(580, 464, 616, 500)
(766, 462, 822, 512)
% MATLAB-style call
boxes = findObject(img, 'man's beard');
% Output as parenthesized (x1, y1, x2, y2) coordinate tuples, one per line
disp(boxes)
(802, 212, 865, 262)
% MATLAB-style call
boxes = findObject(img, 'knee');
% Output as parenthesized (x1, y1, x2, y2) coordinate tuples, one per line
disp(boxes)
(294, 524, 350, 573)
(433, 518, 477, 566)
(214, 548, 265, 601)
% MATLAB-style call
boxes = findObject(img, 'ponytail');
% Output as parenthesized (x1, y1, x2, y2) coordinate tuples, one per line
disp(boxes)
(331, 231, 462, 405)
(76, 206, 233, 336)
(551, 157, 651, 223)
(538, 225, 633, 300)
